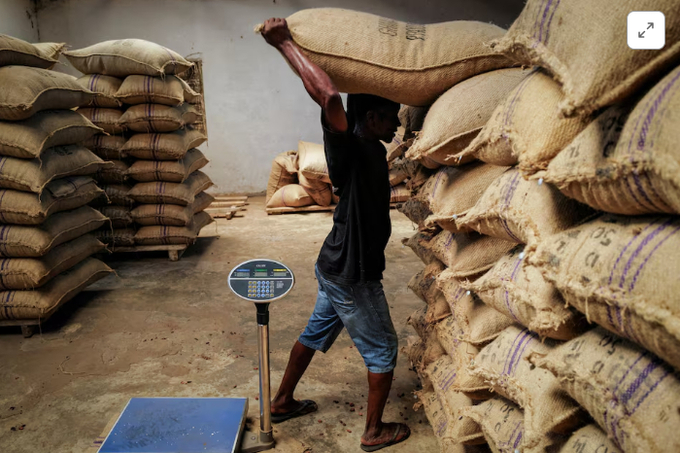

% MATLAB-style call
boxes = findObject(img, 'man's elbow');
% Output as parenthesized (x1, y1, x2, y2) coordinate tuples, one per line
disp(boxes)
(321, 92, 342, 111)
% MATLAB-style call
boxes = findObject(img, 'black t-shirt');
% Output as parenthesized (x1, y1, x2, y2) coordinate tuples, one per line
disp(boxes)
(316, 120, 392, 284)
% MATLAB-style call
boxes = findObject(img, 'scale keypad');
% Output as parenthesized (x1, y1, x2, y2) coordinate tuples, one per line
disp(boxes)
(248, 281, 275, 299)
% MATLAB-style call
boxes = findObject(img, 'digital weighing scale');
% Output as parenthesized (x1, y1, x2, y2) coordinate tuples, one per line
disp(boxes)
(98, 259, 294, 453)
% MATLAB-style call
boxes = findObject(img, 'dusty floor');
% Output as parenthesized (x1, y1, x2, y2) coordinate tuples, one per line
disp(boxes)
(0, 196, 437, 453)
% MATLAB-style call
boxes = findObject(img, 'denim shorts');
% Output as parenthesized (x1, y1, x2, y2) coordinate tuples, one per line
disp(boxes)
(298, 265, 398, 374)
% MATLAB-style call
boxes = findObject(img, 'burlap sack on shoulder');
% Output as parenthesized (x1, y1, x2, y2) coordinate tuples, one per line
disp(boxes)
(82, 134, 127, 160)
(77, 107, 125, 135)
(539, 65, 680, 216)
(458, 167, 595, 249)
(535, 327, 680, 452)
(119, 103, 200, 133)
(0, 206, 107, 257)
(76, 74, 123, 108)
(131, 191, 214, 226)
(95, 159, 129, 185)
(134, 211, 214, 246)
(423, 162, 510, 233)
(455, 397, 526, 452)
(64, 39, 192, 77)
(98, 183, 134, 207)
(281, 8, 514, 106)
(460, 70, 592, 174)
(99, 205, 133, 229)
(0, 234, 104, 290)
(298, 172, 331, 206)
(127, 148, 208, 183)
(122, 129, 207, 160)
(437, 268, 513, 346)
(407, 68, 529, 168)
(463, 245, 587, 340)
(491, 0, 680, 117)
(0, 110, 101, 159)
(402, 230, 440, 265)
(0, 176, 103, 225)
(470, 325, 585, 451)
(266, 151, 298, 203)
(425, 230, 516, 279)
(266, 184, 313, 209)
(298, 141, 330, 183)
(0, 66, 94, 121)
(557, 425, 622, 453)
(116, 75, 190, 106)
(0, 257, 112, 320)
(389, 184, 409, 203)
(95, 228, 136, 247)
(0, 145, 108, 193)
(0, 35, 64, 69)
(531, 214, 680, 371)
(128, 171, 212, 206)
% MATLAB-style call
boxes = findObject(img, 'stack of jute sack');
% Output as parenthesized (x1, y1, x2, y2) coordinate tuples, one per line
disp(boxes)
(0, 34, 113, 325)
(64, 39, 214, 249)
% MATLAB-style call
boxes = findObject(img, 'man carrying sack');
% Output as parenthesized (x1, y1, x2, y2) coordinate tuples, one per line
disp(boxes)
(260, 17, 410, 452)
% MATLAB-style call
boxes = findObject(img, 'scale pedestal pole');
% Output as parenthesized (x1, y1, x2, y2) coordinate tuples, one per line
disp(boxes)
(240, 302, 275, 453)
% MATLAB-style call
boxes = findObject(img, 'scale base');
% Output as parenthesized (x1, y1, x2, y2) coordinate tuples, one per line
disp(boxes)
(240, 428, 275, 453)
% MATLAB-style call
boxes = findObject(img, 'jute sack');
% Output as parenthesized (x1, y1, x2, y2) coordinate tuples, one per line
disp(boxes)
(534, 327, 680, 452)
(0, 257, 112, 320)
(122, 129, 207, 160)
(127, 148, 208, 183)
(455, 397, 526, 452)
(389, 183, 409, 203)
(405, 336, 433, 377)
(82, 134, 128, 160)
(298, 141, 330, 183)
(0, 35, 64, 69)
(401, 231, 440, 265)
(95, 159, 129, 185)
(298, 172, 332, 206)
(458, 167, 595, 249)
(463, 245, 587, 340)
(266, 184, 313, 209)
(406, 68, 529, 168)
(0, 145, 108, 193)
(77, 107, 125, 134)
(0, 206, 107, 257)
(539, 66, 680, 216)
(398, 105, 428, 140)
(407, 306, 434, 339)
(0, 110, 101, 159)
(98, 205, 133, 229)
(64, 39, 192, 77)
(0, 176, 103, 225)
(94, 228, 136, 247)
(98, 183, 134, 207)
(469, 325, 586, 451)
(276, 8, 514, 106)
(491, 0, 680, 117)
(131, 191, 214, 226)
(116, 75, 194, 106)
(0, 234, 104, 291)
(416, 331, 447, 373)
(266, 151, 298, 203)
(422, 162, 510, 233)
(382, 126, 407, 162)
(31, 43, 65, 66)
(119, 103, 200, 133)
(557, 425, 622, 453)
(0, 66, 94, 121)
(436, 268, 513, 346)
(407, 259, 446, 304)
(406, 164, 435, 192)
(425, 230, 516, 279)
(460, 70, 592, 174)
(388, 166, 407, 187)
(76, 74, 123, 108)
(435, 316, 489, 399)
(134, 211, 214, 246)
(531, 214, 680, 371)
(128, 171, 212, 206)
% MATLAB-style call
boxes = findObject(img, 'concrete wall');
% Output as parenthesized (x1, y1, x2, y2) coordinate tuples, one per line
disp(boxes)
(35, 0, 525, 194)
(1, 0, 39, 42)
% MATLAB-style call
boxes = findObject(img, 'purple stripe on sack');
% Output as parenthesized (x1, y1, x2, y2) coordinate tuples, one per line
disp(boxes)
(503, 256, 524, 321)
(618, 218, 673, 288)
(609, 222, 655, 285)
(634, 69, 680, 154)
(629, 224, 680, 292)
(442, 369, 457, 390)
(630, 367, 669, 414)
(510, 331, 534, 375)
(444, 232, 454, 249)
(536, 0, 555, 43)
(502, 330, 526, 375)
(542, 0, 561, 45)
(531, 0, 551, 39)
(630, 169, 664, 212)
(513, 428, 523, 449)
(504, 330, 531, 375)
(503, 74, 534, 132)
(429, 168, 446, 203)
(620, 359, 660, 406)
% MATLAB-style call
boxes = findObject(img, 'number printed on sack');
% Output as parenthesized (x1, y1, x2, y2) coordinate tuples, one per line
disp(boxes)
(405, 23, 426, 41)
(378, 18, 398, 37)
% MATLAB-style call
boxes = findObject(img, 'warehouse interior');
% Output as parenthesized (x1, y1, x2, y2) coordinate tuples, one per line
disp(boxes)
(1, 0, 679, 453)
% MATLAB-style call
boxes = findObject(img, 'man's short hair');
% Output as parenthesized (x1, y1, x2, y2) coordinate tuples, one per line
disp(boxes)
(347, 94, 399, 128)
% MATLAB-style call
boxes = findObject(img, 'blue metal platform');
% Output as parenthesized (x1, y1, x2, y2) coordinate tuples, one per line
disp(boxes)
(98, 397, 248, 453)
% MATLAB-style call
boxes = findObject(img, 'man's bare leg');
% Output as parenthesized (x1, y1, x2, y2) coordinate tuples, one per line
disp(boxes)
(271, 340, 316, 413)
(361, 370, 410, 447)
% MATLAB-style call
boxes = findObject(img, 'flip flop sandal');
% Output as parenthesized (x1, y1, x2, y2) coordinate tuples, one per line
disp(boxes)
(270, 399, 318, 424)
(360, 423, 411, 452)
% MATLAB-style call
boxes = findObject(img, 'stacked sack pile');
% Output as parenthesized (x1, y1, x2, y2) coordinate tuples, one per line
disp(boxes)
(0, 34, 113, 326)
(64, 39, 214, 249)
(263, 4, 680, 452)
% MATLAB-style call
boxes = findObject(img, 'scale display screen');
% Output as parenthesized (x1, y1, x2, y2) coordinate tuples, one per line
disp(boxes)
(228, 259, 294, 302)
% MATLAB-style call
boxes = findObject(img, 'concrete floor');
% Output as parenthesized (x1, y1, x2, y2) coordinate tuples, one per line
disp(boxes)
(0, 196, 438, 453)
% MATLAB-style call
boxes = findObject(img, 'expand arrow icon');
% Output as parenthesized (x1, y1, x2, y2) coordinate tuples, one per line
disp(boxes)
(648, 22, 654, 29)
(639, 31, 646, 38)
